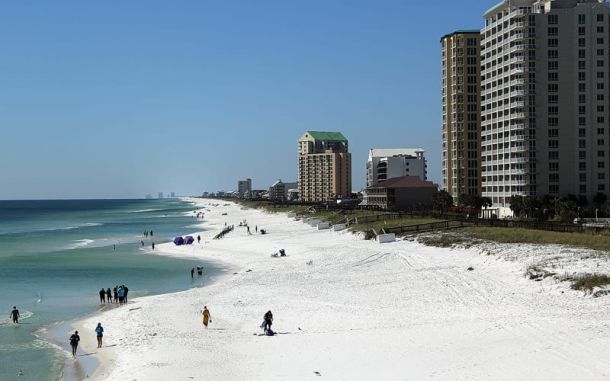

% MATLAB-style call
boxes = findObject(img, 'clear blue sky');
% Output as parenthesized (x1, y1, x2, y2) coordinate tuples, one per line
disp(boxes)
(0, 0, 490, 199)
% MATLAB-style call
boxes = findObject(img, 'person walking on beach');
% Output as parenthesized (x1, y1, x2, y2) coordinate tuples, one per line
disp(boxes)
(113, 287, 119, 304)
(197, 235, 201, 244)
(263, 311, 273, 333)
(191, 268, 194, 278)
(118, 285, 125, 304)
(202, 306, 211, 328)
(10, 306, 20, 324)
(150, 230, 153, 237)
(123, 285, 129, 303)
(99, 288, 106, 303)
(69, 331, 80, 357)
(95, 323, 104, 348)
(152, 242, 155, 250)
(106, 288, 112, 304)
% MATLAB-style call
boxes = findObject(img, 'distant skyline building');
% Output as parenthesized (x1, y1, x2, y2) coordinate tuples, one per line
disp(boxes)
(367, 148, 427, 187)
(237, 178, 252, 198)
(158, 192, 164, 199)
(478, 0, 610, 215)
(440, 30, 482, 202)
(170, 192, 175, 198)
(298, 131, 352, 202)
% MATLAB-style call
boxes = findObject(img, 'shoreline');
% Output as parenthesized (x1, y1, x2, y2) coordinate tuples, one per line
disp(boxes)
(66, 213, 239, 381)
(75, 197, 610, 381)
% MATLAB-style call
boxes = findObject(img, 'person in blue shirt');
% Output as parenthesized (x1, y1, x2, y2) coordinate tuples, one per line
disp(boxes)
(95, 323, 104, 348)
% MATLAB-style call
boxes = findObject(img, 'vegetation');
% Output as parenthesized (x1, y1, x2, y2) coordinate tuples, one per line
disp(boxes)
(417, 235, 468, 248)
(569, 274, 610, 294)
(462, 226, 610, 252)
(432, 190, 454, 213)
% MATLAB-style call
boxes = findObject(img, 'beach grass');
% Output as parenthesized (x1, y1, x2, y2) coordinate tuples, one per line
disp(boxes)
(462, 227, 610, 252)
(568, 274, 610, 292)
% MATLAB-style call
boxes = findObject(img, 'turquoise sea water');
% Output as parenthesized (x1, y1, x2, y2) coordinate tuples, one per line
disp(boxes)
(0, 199, 219, 381)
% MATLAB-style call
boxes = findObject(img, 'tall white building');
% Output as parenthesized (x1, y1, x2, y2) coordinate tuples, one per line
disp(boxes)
(366, 148, 427, 187)
(481, 0, 610, 216)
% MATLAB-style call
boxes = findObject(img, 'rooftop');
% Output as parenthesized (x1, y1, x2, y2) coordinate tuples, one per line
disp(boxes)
(440, 29, 480, 42)
(305, 131, 347, 142)
(369, 148, 425, 158)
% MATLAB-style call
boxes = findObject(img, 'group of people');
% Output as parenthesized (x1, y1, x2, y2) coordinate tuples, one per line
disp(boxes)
(191, 266, 204, 278)
(198, 307, 275, 336)
(194, 211, 204, 219)
(68, 322, 105, 357)
(142, 230, 155, 250)
(98, 285, 129, 305)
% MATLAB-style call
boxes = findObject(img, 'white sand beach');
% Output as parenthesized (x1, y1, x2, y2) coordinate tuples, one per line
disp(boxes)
(79, 198, 610, 380)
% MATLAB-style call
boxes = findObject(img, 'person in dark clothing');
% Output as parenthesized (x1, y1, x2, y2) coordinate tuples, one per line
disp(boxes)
(197, 235, 201, 244)
(113, 287, 118, 303)
(10, 307, 20, 323)
(191, 268, 195, 278)
(99, 288, 106, 303)
(150, 230, 153, 237)
(123, 286, 129, 303)
(152, 242, 155, 250)
(69, 331, 80, 357)
(95, 323, 104, 348)
(106, 288, 112, 304)
(264, 311, 273, 332)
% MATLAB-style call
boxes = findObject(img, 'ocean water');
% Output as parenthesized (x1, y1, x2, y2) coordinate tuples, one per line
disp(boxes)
(0, 199, 219, 381)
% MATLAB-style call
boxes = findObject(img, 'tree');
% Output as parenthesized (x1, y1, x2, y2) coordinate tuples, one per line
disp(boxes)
(509, 195, 524, 218)
(433, 190, 454, 213)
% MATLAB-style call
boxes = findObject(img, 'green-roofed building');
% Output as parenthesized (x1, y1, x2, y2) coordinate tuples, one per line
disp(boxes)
(298, 131, 351, 202)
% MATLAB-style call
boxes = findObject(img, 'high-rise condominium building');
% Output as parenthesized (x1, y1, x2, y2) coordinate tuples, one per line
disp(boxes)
(298, 131, 352, 202)
(367, 148, 428, 187)
(441, 30, 482, 202)
(480, 0, 610, 216)
(237, 178, 252, 197)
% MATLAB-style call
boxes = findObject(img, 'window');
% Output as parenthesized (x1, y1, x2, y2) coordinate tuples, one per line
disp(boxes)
(549, 174, 559, 182)
(549, 162, 559, 171)
(549, 38, 558, 47)
(597, 14, 604, 22)
(549, 50, 559, 59)
(579, 72, 586, 81)
(580, 162, 588, 170)
(580, 173, 587, 182)
(549, 151, 559, 160)
(549, 72, 559, 81)
(598, 139, 605, 146)
(549, 61, 559, 70)
(598, 162, 605, 168)
(549, 14, 558, 25)
(549, 129, 559, 137)
(598, 150, 605, 157)
(579, 128, 586, 137)
(579, 151, 587, 160)
(579, 83, 586, 92)
(579, 140, 586, 148)
(579, 38, 586, 47)
(579, 14, 586, 24)
(579, 26, 586, 35)
(579, 50, 586, 59)
(548, 84, 558, 92)
(548, 27, 558, 36)
(598, 173, 605, 180)
(580, 185, 587, 194)
(549, 140, 559, 148)
(549, 95, 559, 104)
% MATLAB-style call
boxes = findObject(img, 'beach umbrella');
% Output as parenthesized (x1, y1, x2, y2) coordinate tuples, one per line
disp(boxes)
(173, 236, 185, 246)
(185, 236, 194, 245)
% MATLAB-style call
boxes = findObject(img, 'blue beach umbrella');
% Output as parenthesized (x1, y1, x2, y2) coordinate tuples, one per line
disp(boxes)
(173, 236, 185, 246)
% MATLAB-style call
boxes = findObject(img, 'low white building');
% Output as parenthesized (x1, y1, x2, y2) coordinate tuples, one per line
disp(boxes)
(367, 148, 427, 187)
